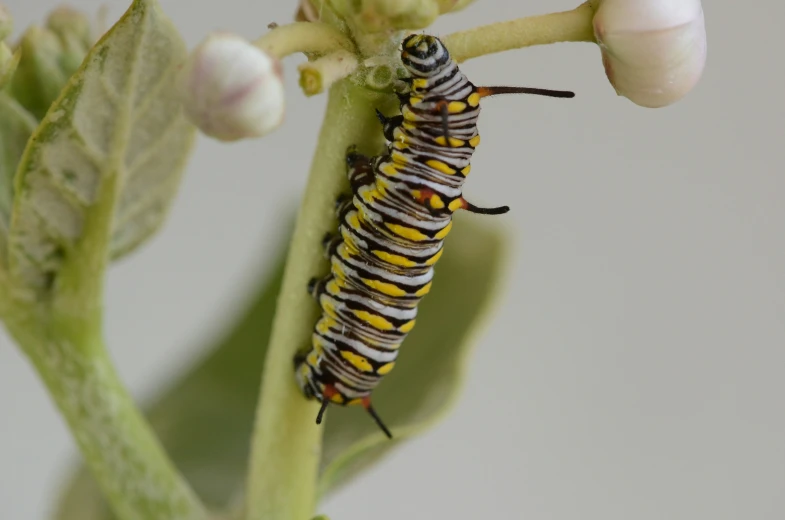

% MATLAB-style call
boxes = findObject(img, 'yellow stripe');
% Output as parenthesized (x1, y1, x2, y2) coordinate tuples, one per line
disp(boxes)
(372, 250, 417, 267)
(469, 135, 481, 147)
(434, 136, 465, 147)
(362, 277, 407, 297)
(412, 78, 428, 89)
(448, 198, 464, 212)
(347, 212, 362, 231)
(425, 159, 456, 175)
(385, 222, 428, 241)
(392, 150, 410, 164)
(461, 164, 471, 176)
(399, 320, 416, 333)
(424, 248, 443, 265)
(468, 92, 481, 107)
(434, 221, 453, 240)
(359, 187, 377, 203)
(415, 282, 432, 297)
(322, 299, 339, 319)
(377, 362, 396, 375)
(430, 194, 445, 209)
(448, 101, 467, 113)
(316, 317, 337, 334)
(353, 309, 395, 331)
(341, 350, 374, 372)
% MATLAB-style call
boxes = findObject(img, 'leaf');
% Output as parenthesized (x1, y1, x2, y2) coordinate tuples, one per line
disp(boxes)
(51, 216, 508, 518)
(0, 93, 37, 269)
(7, 0, 195, 294)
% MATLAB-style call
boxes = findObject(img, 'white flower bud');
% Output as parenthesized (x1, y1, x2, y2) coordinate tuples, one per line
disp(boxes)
(179, 32, 285, 141)
(593, 0, 707, 108)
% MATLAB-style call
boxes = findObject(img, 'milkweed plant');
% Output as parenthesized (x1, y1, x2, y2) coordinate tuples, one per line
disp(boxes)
(0, 0, 706, 519)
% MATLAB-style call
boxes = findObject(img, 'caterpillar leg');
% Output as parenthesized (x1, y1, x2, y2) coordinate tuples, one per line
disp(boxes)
(307, 275, 331, 299)
(334, 193, 354, 219)
(346, 145, 374, 193)
(321, 232, 343, 258)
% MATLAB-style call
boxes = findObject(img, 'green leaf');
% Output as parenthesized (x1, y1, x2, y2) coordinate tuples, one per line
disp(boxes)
(7, 0, 195, 296)
(0, 93, 37, 270)
(51, 216, 508, 518)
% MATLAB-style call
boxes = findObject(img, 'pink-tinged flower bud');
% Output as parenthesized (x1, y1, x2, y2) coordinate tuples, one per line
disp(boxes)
(179, 32, 285, 141)
(593, 0, 707, 108)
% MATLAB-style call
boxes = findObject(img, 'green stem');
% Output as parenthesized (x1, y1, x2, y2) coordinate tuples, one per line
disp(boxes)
(49, 169, 119, 354)
(442, 1, 597, 63)
(4, 313, 207, 520)
(298, 50, 358, 96)
(244, 79, 395, 520)
(253, 21, 354, 59)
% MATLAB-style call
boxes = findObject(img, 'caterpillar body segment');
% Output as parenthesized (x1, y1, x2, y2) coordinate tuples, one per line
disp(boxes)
(295, 34, 574, 438)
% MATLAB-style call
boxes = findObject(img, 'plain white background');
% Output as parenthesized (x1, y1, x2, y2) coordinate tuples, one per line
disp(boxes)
(1, 1, 783, 519)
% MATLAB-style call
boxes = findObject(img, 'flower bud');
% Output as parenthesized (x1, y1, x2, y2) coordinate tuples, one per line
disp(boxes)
(0, 4, 13, 41)
(6, 6, 95, 119)
(9, 26, 71, 119)
(0, 42, 18, 89)
(331, 0, 440, 32)
(593, 0, 707, 108)
(179, 33, 285, 142)
(435, 0, 476, 14)
(45, 6, 95, 72)
(0, 6, 16, 88)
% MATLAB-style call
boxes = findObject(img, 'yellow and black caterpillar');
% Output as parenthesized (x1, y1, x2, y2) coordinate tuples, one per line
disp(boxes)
(295, 34, 574, 438)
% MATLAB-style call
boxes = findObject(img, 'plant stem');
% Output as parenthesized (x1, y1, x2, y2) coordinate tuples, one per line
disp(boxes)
(49, 169, 119, 354)
(442, 1, 597, 63)
(4, 313, 207, 520)
(244, 79, 395, 520)
(253, 21, 354, 59)
(299, 51, 358, 96)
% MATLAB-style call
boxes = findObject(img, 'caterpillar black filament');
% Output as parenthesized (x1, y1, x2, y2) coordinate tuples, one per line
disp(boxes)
(295, 34, 574, 438)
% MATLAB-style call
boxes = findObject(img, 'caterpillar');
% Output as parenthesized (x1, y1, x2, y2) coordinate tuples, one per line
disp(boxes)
(295, 34, 574, 438)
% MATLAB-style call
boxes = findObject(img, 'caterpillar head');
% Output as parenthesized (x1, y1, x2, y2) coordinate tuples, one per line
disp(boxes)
(400, 34, 451, 76)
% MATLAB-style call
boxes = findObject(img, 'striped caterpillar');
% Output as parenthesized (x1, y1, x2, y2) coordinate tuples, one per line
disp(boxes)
(295, 34, 574, 438)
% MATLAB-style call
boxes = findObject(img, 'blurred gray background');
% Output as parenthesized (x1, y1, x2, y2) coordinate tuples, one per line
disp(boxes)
(1, 0, 783, 519)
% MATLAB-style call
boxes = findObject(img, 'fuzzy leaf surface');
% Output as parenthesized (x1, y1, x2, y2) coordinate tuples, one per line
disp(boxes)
(52, 217, 508, 517)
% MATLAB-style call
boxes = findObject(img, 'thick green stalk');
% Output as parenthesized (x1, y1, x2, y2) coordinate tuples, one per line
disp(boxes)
(4, 312, 207, 520)
(253, 21, 354, 59)
(244, 79, 395, 520)
(442, 1, 597, 63)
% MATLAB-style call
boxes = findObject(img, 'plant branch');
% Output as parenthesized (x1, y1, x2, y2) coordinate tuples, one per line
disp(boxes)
(48, 170, 119, 353)
(4, 313, 207, 520)
(298, 50, 358, 96)
(442, 1, 597, 63)
(253, 21, 354, 60)
(244, 79, 396, 520)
